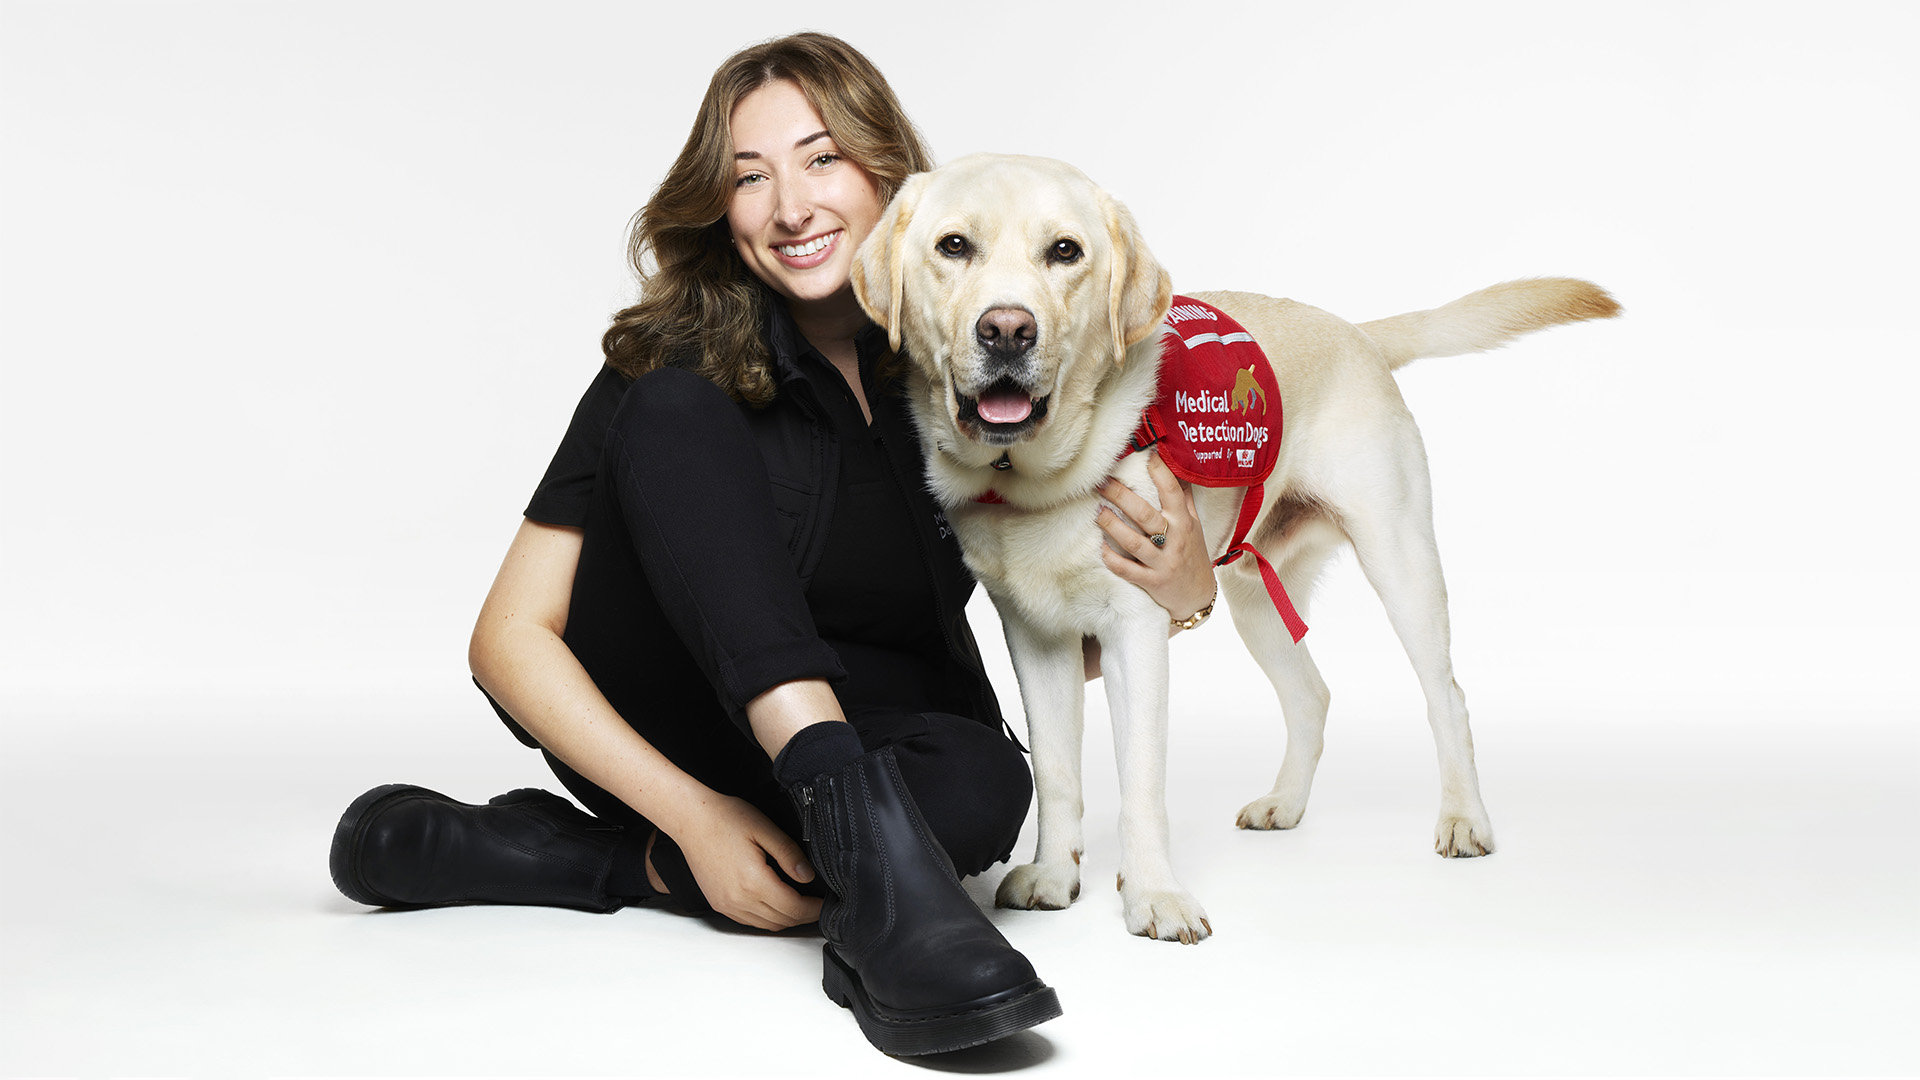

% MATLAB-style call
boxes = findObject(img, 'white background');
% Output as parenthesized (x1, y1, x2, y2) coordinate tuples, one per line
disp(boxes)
(3, 1, 1915, 1076)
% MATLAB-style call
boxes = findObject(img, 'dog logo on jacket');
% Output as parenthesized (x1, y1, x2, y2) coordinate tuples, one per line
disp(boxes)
(1231, 365, 1266, 416)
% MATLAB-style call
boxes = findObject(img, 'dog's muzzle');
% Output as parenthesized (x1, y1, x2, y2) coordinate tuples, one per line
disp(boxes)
(955, 376, 1050, 446)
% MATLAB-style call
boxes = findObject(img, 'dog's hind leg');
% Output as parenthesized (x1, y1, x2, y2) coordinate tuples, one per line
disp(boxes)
(994, 616, 1088, 912)
(1342, 499, 1495, 858)
(1224, 542, 1338, 831)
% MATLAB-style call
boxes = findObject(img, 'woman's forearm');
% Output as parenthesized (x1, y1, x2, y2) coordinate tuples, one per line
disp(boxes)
(467, 518, 715, 839)
(471, 620, 716, 839)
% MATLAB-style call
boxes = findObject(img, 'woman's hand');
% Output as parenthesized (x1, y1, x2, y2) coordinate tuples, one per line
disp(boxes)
(674, 795, 823, 931)
(1094, 452, 1217, 624)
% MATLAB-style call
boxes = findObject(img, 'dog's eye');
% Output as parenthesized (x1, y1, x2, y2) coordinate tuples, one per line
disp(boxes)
(1049, 239, 1083, 264)
(937, 234, 972, 259)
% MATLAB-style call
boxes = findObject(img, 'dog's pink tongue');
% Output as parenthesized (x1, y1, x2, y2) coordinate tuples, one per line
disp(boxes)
(977, 386, 1033, 424)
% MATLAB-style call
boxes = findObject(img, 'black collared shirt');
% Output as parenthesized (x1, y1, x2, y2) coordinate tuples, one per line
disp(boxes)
(520, 300, 1000, 728)
(790, 325, 945, 713)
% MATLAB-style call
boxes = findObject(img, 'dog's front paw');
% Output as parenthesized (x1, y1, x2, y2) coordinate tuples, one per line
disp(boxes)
(1235, 791, 1306, 830)
(996, 861, 1080, 910)
(1122, 885, 1211, 944)
(1434, 814, 1494, 857)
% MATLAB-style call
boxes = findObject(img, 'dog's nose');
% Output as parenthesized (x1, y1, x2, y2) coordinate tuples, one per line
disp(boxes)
(975, 307, 1037, 359)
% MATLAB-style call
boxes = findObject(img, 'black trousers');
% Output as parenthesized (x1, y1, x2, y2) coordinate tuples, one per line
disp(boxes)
(530, 367, 1031, 914)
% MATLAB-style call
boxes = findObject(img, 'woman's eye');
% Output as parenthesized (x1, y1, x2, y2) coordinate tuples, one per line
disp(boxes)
(812, 153, 840, 168)
(938, 234, 972, 258)
(735, 172, 765, 188)
(1050, 239, 1083, 264)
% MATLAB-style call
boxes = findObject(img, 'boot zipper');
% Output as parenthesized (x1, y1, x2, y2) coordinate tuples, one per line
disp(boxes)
(798, 778, 843, 897)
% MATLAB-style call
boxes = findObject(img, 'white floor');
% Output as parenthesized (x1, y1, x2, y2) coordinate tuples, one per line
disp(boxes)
(6, 4, 1917, 1076)
(4, 685, 1914, 1078)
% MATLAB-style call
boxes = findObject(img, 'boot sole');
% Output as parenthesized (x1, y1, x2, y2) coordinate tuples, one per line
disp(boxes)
(329, 783, 433, 908)
(821, 944, 1063, 1056)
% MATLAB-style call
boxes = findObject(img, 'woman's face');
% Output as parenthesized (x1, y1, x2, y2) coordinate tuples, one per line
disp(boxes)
(725, 79, 883, 315)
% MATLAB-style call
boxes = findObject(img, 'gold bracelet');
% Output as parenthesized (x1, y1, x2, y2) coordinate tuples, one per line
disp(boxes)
(1170, 584, 1218, 631)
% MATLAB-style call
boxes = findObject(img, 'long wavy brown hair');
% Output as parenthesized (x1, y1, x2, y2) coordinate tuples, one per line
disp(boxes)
(602, 33, 933, 405)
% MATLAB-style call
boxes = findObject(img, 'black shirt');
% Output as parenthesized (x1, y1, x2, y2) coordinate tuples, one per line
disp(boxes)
(522, 313, 990, 728)
(795, 341, 946, 713)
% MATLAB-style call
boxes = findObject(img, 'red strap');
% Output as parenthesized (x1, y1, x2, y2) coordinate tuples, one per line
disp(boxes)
(1127, 413, 1163, 457)
(1210, 482, 1309, 643)
(1217, 541, 1309, 643)
(1225, 481, 1262, 550)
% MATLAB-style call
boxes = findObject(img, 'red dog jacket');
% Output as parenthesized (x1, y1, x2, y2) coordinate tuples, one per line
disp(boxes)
(1127, 297, 1307, 642)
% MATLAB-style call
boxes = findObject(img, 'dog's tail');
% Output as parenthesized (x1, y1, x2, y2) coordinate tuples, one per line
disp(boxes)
(1358, 278, 1620, 371)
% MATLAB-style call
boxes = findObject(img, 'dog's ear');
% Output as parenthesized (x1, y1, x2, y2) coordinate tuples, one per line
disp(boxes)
(852, 174, 924, 353)
(1102, 192, 1172, 366)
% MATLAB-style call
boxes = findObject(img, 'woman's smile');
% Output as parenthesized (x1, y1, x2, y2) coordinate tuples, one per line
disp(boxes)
(774, 229, 841, 266)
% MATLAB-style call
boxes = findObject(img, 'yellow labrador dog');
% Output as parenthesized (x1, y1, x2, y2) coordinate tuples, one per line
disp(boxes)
(851, 154, 1617, 943)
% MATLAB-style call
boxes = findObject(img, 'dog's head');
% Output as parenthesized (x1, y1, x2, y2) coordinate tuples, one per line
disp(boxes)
(852, 154, 1171, 452)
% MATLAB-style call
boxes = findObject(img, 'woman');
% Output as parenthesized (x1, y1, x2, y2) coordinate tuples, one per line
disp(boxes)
(329, 32, 1216, 1056)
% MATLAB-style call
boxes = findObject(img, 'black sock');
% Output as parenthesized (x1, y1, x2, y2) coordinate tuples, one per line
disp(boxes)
(604, 826, 657, 901)
(639, 831, 718, 914)
(771, 720, 866, 788)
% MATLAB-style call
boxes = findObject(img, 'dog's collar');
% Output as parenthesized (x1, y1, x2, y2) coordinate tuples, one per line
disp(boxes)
(973, 418, 1157, 506)
(972, 453, 1014, 503)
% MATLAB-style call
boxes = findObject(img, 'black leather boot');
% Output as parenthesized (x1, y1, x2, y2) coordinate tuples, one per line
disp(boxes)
(329, 784, 639, 913)
(791, 748, 1062, 1055)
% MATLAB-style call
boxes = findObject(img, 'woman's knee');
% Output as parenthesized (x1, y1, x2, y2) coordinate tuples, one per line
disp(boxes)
(879, 713, 1033, 876)
(603, 365, 779, 530)
(609, 366, 740, 454)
